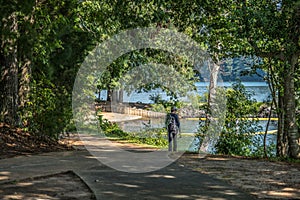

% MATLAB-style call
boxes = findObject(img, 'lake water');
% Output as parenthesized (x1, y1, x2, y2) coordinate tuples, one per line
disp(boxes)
(194, 81, 271, 102)
(98, 81, 271, 103)
(118, 117, 277, 153)
(100, 81, 275, 153)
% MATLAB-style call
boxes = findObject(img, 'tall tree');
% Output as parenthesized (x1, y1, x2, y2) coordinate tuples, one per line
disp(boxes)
(158, 0, 299, 158)
(200, 0, 300, 158)
(0, 0, 83, 129)
(0, 10, 18, 126)
(0, 1, 28, 126)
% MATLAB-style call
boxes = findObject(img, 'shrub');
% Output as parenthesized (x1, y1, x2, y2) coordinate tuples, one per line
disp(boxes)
(21, 78, 74, 139)
(98, 115, 128, 138)
(198, 81, 266, 156)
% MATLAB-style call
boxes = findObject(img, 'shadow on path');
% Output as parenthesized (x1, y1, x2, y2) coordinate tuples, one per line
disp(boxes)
(0, 147, 257, 200)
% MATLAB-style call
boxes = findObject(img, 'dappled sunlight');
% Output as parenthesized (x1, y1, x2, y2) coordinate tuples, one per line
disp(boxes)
(85, 155, 98, 159)
(206, 157, 234, 161)
(2, 194, 55, 200)
(0, 171, 95, 200)
(253, 176, 300, 198)
(265, 178, 287, 186)
(162, 194, 190, 199)
(208, 185, 229, 190)
(207, 185, 241, 197)
(159, 186, 244, 200)
(1, 135, 297, 199)
(16, 182, 33, 187)
(0, 171, 11, 181)
(102, 191, 127, 197)
(255, 188, 300, 199)
(222, 190, 240, 196)
(179, 155, 300, 200)
(145, 174, 176, 179)
(36, 186, 63, 192)
(114, 182, 140, 188)
(3, 194, 25, 200)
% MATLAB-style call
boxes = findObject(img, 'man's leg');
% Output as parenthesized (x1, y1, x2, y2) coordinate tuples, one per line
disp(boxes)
(168, 132, 172, 151)
(173, 133, 177, 151)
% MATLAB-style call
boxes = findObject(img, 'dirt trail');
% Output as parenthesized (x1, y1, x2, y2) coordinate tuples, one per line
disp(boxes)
(180, 154, 300, 199)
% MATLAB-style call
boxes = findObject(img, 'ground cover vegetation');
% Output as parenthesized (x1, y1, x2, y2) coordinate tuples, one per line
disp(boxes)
(98, 115, 168, 148)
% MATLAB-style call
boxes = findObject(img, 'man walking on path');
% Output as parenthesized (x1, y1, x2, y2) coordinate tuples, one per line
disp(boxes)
(166, 107, 180, 151)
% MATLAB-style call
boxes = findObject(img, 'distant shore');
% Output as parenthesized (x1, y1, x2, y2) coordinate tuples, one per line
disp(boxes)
(95, 101, 278, 119)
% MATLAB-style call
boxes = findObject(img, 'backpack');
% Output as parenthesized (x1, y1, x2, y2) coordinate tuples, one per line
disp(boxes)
(167, 114, 177, 132)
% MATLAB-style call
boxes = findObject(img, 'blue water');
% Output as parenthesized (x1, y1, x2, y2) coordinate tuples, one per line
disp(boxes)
(194, 81, 270, 102)
(119, 117, 277, 153)
(97, 81, 271, 103)
(98, 81, 275, 153)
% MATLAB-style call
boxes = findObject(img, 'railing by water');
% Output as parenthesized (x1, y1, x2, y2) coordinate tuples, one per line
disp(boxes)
(97, 103, 166, 118)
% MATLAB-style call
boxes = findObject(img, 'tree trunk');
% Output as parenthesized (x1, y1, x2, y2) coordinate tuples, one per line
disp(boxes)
(107, 86, 112, 102)
(283, 55, 299, 158)
(207, 62, 220, 111)
(112, 90, 118, 103)
(276, 92, 288, 157)
(118, 89, 124, 103)
(199, 61, 221, 153)
(263, 102, 273, 158)
(18, 9, 35, 112)
(19, 59, 31, 108)
(0, 13, 19, 126)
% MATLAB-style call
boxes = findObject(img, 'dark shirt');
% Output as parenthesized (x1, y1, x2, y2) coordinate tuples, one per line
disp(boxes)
(170, 113, 180, 129)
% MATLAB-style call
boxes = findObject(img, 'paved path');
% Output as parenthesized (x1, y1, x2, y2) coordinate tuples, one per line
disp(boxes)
(0, 147, 257, 200)
(101, 112, 142, 122)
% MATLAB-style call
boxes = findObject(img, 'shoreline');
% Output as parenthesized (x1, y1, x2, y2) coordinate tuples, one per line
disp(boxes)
(96, 101, 279, 119)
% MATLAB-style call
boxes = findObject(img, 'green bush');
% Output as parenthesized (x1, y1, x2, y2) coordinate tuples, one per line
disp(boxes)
(215, 122, 257, 156)
(150, 103, 166, 113)
(98, 115, 128, 138)
(127, 128, 168, 147)
(98, 114, 168, 147)
(251, 134, 277, 158)
(215, 81, 263, 156)
(198, 81, 268, 156)
(21, 78, 73, 139)
(215, 132, 251, 156)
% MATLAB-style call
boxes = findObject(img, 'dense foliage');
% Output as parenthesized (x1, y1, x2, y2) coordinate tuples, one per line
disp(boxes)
(21, 77, 73, 139)
(215, 82, 264, 156)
